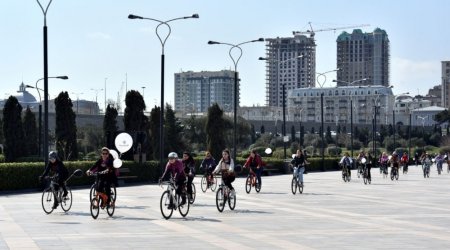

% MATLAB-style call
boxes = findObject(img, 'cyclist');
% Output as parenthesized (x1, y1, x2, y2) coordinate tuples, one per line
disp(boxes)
(400, 152, 409, 173)
(39, 151, 69, 209)
(339, 152, 352, 178)
(86, 147, 115, 207)
(182, 152, 196, 200)
(379, 152, 389, 174)
(356, 150, 366, 176)
(389, 151, 400, 177)
(159, 152, 187, 207)
(366, 152, 373, 181)
(290, 149, 308, 187)
(435, 152, 444, 173)
(200, 151, 216, 185)
(243, 149, 264, 189)
(212, 149, 235, 195)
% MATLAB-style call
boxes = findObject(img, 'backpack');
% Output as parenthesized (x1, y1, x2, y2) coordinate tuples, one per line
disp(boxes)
(344, 157, 351, 167)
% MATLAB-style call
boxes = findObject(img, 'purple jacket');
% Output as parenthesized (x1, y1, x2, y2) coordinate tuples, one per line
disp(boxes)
(161, 159, 186, 181)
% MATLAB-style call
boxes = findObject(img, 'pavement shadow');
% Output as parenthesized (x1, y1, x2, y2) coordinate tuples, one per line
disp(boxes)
(190, 203, 216, 208)
(232, 209, 272, 214)
(301, 193, 332, 196)
(171, 216, 221, 223)
(258, 192, 290, 195)
(116, 205, 150, 210)
(110, 215, 155, 221)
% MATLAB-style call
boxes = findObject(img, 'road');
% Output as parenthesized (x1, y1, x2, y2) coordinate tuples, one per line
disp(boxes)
(1, 165, 450, 249)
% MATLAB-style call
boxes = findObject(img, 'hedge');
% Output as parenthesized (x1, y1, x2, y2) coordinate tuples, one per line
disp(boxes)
(0, 156, 341, 192)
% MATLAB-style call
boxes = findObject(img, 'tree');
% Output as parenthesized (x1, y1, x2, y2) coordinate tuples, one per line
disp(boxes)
(54, 92, 78, 160)
(165, 104, 184, 154)
(23, 107, 38, 156)
(149, 106, 161, 160)
(103, 104, 118, 149)
(124, 90, 149, 159)
(260, 125, 265, 134)
(206, 103, 226, 161)
(300, 125, 305, 147)
(250, 124, 257, 143)
(2, 96, 24, 161)
(0, 118, 4, 144)
(291, 125, 296, 144)
(326, 126, 333, 143)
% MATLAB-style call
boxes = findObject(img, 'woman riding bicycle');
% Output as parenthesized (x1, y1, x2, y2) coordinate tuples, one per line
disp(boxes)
(159, 152, 187, 207)
(243, 149, 264, 188)
(200, 151, 216, 184)
(182, 152, 196, 201)
(212, 149, 235, 195)
(86, 147, 115, 206)
(40, 151, 69, 209)
(290, 149, 308, 187)
(339, 152, 352, 177)
(389, 151, 400, 177)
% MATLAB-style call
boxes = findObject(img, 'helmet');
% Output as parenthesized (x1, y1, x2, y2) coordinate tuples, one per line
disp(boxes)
(48, 151, 58, 161)
(168, 152, 178, 159)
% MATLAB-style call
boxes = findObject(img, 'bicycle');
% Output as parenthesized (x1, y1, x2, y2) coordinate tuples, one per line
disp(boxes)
(89, 171, 116, 219)
(291, 166, 304, 194)
(436, 159, 443, 175)
(390, 165, 399, 181)
(41, 169, 83, 214)
(200, 171, 218, 193)
(340, 164, 351, 182)
(245, 168, 261, 194)
(216, 177, 236, 212)
(356, 161, 364, 178)
(89, 178, 117, 206)
(188, 180, 196, 204)
(380, 162, 388, 179)
(423, 161, 431, 178)
(159, 177, 189, 219)
(359, 158, 371, 185)
(401, 161, 408, 174)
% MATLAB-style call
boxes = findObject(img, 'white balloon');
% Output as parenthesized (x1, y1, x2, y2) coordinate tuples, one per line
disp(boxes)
(113, 159, 123, 168)
(115, 132, 133, 153)
(109, 149, 119, 160)
(361, 157, 367, 164)
(292, 154, 296, 159)
(264, 148, 272, 155)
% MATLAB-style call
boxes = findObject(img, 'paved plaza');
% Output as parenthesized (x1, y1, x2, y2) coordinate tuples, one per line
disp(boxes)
(1, 165, 450, 249)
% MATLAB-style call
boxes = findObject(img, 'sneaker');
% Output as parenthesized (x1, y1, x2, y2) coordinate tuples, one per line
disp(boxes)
(52, 203, 58, 209)
(63, 191, 68, 197)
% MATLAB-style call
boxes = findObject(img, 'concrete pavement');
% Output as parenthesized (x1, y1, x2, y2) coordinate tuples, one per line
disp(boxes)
(1, 165, 450, 249)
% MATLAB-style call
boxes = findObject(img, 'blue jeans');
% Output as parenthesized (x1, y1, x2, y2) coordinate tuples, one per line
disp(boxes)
(294, 166, 305, 183)
(251, 166, 263, 186)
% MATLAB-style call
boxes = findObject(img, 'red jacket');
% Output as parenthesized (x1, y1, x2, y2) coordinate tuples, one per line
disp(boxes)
(244, 154, 263, 168)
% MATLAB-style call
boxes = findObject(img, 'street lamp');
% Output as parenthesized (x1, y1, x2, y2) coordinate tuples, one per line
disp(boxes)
(393, 92, 409, 150)
(208, 38, 264, 161)
(316, 69, 340, 88)
(90, 88, 103, 114)
(259, 55, 302, 160)
(129, 13, 199, 171)
(35, 0, 54, 165)
(26, 75, 68, 157)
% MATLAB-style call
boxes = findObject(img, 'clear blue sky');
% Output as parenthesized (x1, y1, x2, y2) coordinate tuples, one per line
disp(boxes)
(1, 0, 449, 111)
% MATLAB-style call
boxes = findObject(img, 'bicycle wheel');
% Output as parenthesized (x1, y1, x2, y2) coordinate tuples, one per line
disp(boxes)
(60, 187, 72, 212)
(200, 176, 208, 193)
(178, 194, 190, 217)
(41, 188, 54, 214)
(363, 175, 368, 185)
(189, 183, 196, 204)
(89, 184, 96, 201)
(299, 181, 303, 194)
(216, 187, 225, 212)
(160, 190, 174, 220)
(110, 185, 117, 202)
(211, 176, 218, 191)
(291, 177, 297, 195)
(255, 177, 261, 193)
(395, 171, 399, 180)
(245, 176, 252, 193)
(228, 191, 236, 210)
(90, 197, 100, 219)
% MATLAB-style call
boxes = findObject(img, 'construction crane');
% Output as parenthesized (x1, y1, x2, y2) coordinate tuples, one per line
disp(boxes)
(293, 22, 370, 38)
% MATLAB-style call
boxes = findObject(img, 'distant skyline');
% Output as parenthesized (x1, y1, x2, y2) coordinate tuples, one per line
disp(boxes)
(1, 0, 449, 111)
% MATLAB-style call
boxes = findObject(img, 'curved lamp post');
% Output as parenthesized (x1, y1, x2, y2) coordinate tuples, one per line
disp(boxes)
(208, 38, 264, 161)
(259, 55, 302, 160)
(26, 75, 68, 157)
(128, 13, 199, 170)
(35, 0, 54, 164)
(316, 69, 340, 88)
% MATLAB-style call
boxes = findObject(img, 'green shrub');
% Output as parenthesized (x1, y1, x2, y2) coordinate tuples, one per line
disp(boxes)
(327, 146, 342, 157)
